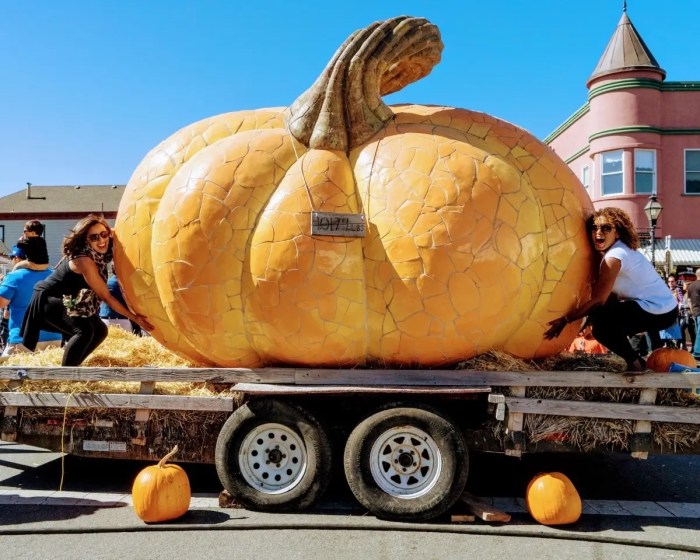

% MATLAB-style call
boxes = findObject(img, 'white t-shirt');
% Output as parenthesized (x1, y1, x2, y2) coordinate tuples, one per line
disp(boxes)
(604, 241, 677, 314)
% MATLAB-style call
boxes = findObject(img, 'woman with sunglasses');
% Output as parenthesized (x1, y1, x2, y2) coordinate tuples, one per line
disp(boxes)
(20, 214, 153, 366)
(544, 207, 678, 372)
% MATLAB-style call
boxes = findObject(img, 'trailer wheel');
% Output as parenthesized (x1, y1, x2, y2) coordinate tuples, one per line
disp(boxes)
(215, 398, 331, 511)
(343, 404, 468, 521)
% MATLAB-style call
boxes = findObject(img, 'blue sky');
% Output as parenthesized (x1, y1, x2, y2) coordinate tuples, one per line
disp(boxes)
(1, 1, 699, 199)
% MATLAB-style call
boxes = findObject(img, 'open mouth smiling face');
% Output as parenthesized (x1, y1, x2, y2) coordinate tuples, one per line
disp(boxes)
(87, 225, 112, 254)
(590, 222, 617, 252)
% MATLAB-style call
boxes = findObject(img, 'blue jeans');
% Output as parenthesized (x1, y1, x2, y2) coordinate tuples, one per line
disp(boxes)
(693, 316, 700, 358)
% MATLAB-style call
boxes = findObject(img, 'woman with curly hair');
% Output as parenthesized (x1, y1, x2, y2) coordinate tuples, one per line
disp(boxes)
(21, 214, 153, 366)
(544, 207, 677, 371)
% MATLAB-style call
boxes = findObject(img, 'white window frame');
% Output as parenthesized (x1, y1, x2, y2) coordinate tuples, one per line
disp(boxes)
(634, 149, 656, 194)
(685, 149, 700, 195)
(581, 165, 590, 191)
(601, 150, 624, 196)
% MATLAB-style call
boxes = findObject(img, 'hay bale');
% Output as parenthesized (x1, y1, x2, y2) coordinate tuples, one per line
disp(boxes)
(457, 350, 537, 372)
(2, 326, 194, 368)
(0, 326, 227, 397)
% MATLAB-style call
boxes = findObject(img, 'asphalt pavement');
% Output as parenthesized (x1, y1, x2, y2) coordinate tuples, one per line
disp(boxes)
(1, 441, 699, 559)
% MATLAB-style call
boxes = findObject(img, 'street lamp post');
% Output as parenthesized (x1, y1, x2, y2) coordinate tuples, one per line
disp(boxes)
(643, 194, 663, 270)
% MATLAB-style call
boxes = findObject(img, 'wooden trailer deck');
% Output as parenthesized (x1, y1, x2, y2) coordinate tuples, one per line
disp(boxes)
(1, 365, 700, 462)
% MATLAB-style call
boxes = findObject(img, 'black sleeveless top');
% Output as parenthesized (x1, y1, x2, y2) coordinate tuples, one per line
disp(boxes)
(34, 258, 90, 297)
(20, 257, 95, 350)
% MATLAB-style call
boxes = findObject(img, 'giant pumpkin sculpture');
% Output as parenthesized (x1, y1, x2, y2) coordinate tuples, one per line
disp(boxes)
(114, 16, 593, 367)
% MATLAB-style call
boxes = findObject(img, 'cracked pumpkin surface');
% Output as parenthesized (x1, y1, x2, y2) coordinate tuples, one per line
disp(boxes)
(114, 17, 592, 367)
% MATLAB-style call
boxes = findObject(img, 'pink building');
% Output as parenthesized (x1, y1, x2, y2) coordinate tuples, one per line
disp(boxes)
(546, 6, 700, 272)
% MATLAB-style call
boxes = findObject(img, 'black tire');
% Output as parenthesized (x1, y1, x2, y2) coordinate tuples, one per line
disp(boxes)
(215, 398, 331, 512)
(343, 403, 468, 521)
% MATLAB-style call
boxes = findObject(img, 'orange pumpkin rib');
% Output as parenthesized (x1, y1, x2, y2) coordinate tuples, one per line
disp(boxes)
(385, 105, 594, 358)
(150, 128, 306, 366)
(353, 108, 548, 364)
(115, 109, 286, 363)
(246, 150, 368, 366)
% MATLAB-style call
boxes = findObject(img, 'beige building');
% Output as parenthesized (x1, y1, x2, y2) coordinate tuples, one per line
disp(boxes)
(0, 183, 124, 266)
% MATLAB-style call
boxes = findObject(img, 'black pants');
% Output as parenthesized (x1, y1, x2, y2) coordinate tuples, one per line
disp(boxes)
(589, 300, 678, 368)
(680, 310, 697, 347)
(0, 314, 8, 349)
(39, 296, 108, 366)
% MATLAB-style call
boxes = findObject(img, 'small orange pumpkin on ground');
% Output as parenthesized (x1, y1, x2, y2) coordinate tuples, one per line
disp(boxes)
(526, 471, 582, 526)
(646, 347, 696, 372)
(132, 445, 191, 523)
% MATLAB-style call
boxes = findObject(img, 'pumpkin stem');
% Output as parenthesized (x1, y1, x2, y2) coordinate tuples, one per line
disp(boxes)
(157, 445, 179, 468)
(286, 16, 443, 152)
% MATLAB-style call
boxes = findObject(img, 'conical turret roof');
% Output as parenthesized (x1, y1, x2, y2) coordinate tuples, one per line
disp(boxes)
(588, 9, 665, 85)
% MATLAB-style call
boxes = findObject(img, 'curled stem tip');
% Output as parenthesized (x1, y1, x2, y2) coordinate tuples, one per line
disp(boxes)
(286, 16, 443, 152)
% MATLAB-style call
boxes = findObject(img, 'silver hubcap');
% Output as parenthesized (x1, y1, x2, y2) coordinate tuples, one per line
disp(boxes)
(369, 425, 442, 499)
(240, 423, 307, 494)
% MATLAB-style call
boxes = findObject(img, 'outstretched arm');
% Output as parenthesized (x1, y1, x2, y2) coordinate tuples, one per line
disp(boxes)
(70, 257, 154, 331)
(544, 256, 621, 339)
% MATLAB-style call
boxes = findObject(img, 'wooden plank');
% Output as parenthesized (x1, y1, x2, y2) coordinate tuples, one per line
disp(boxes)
(3, 406, 19, 417)
(232, 383, 491, 395)
(505, 397, 700, 424)
(0, 366, 295, 384)
(450, 514, 476, 523)
(294, 369, 700, 390)
(631, 388, 657, 460)
(460, 492, 511, 523)
(1, 405, 19, 442)
(134, 381, 156, 423)
(1, 366, 700, 390)
(0, 392, 234, 411)
(505, 387, 526, 458)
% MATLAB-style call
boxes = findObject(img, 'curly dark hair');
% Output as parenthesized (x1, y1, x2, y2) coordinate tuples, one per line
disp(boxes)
(585, 207, 640, 250)
(63, 214, 113, 258)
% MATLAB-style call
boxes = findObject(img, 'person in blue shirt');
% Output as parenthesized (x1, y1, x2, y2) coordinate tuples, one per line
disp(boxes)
(0, 242, 62, 358)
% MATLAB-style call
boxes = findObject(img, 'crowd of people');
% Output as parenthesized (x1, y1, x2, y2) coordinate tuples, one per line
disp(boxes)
(0, 215, 152, 365)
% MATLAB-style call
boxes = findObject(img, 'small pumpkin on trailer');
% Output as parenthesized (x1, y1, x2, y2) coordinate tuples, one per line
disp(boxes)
(645, 347, 696, 372)
(526, 471, 582, 526)
(132, 445, 191, 523)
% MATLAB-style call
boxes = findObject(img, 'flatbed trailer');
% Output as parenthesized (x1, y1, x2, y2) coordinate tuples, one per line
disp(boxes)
(1, 365, 699, 521)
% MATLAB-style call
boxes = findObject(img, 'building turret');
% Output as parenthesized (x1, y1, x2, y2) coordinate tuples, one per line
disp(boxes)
(587, 6, 665, 88)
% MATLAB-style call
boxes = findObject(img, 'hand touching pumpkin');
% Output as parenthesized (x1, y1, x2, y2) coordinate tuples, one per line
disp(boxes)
(114, 16, 592, 368)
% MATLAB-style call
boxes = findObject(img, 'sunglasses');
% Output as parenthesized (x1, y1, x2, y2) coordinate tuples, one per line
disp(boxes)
(589, 224, 614, 234)
(87, 230, 111, 242)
